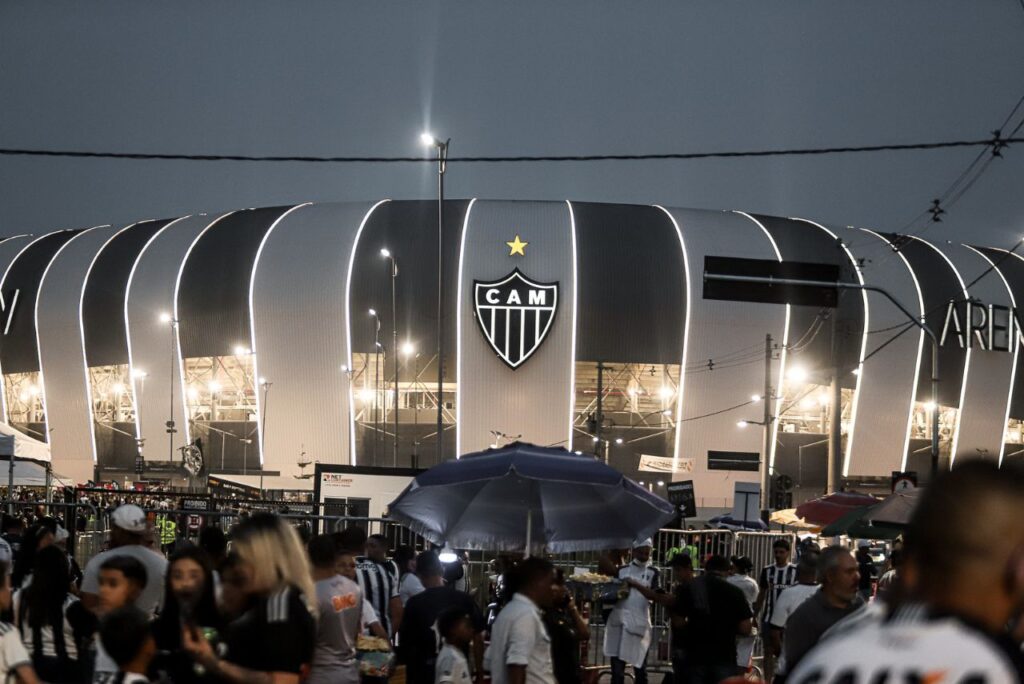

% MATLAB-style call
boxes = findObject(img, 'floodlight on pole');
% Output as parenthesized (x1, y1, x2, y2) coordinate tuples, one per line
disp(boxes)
(420, 131, 451, 464)
(380, 247, 391, 258)
(158, 312, 172, 324)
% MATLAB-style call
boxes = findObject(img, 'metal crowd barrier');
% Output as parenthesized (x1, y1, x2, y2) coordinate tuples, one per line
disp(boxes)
(734, 531, 798, 573)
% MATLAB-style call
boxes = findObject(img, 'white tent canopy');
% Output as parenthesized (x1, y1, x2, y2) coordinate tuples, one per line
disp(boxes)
(0, 422, 50, 463)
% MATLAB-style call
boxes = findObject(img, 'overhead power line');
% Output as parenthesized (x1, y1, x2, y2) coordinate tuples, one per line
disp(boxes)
(0, 136, 1020, 165)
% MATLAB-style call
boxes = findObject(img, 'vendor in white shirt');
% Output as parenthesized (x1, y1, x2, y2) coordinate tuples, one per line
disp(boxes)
(604, 539, 660, 684)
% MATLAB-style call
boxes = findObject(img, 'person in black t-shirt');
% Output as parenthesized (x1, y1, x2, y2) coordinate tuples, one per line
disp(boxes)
(182, 514, 316, 684)
(672, 555, 752, 684)
(543, 568, 590, 684)
(398, 550, 485, 684)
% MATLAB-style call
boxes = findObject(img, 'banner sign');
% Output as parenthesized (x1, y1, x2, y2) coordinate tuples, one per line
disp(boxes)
(638, 454, 694, 473)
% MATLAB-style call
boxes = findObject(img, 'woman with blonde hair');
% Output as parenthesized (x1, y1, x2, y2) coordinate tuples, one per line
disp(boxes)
(183, 513, 316, 684)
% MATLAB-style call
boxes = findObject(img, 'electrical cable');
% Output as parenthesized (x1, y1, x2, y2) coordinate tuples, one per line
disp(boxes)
(0, 137, 1021, 165)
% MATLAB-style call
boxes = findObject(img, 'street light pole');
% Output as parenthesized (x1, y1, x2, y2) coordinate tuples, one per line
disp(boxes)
(369, 309, 380, 463)
(422, 133, 450, 462)
(259, 380, 271, 497)
(381, 249, 399, 467)
(159, 313, 178, 464)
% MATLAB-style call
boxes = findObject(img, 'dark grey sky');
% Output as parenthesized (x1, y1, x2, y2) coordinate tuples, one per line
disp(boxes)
(1, 1, 1022, 249)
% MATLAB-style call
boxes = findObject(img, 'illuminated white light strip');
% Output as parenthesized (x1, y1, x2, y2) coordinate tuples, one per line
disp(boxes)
(861, 229, 925, 471)
(453, 198, 478, 459)
(965, 245, 1018, 466)
(80, 223, 138, 464)
(908, 235, 970, 467)
(793, 218, 869, 477)
(125, 216, 193, 454)
(0, 233, 50, 423)
(654, 206, 690, 473)
(248, 204, 313, 469)
(36, 227, 109, 454)
(345, 200, 391, 466)
(733, 211, 788, 471)
(566, 201, 579, 451)
(173, 213, 236, 448)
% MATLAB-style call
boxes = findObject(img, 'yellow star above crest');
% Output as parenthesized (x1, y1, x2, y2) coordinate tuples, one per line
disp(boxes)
(506, 234, 528, 256)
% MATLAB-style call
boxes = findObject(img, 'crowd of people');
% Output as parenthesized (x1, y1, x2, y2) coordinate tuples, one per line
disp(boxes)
(0, 458, 1018, 682)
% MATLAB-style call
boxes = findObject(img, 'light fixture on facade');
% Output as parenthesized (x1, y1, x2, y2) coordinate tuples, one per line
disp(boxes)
(923, 401, 937, 411)
(592, 436, 600, 443)
(852, 368, 861, 375)
(131, 369, 148, 379)
(233, 345, 252, 356)
(737, 420, 749, 428)
(208, 381, 221, 393)
(656, 480, 665, 487)
(658, 386, 674, 399)
(380, 247, 391, 258)
(750, 394, 762, 403)
(401, 341, 416, 357)
(615, 437, 624, 445)
(158, 312, 172, 324)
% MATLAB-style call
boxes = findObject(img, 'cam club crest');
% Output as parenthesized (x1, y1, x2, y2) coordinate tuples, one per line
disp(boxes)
(474, 268, 558, 369)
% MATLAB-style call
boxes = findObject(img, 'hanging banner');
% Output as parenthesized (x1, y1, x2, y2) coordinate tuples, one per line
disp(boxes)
(638, 454, 694, 474)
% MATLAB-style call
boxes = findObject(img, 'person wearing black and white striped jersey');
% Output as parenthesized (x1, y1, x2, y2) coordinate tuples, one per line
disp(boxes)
(357, 534, 403, 640)
(788, 461, 1024, 683)
(754, 538, 796, 681)
(0, 559, 38, 684)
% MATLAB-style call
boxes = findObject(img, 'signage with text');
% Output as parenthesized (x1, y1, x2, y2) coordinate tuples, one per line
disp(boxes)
(940, 299, 1024, 352)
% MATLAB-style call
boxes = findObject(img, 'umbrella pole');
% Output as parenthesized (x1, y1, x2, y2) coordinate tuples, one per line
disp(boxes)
(525, 509, 532, 559)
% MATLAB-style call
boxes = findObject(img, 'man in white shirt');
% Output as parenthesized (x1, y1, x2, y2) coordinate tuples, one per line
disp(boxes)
(487, 557, 556, 684)
(768, 556, 818, 676)
(81, 505, 167, 617)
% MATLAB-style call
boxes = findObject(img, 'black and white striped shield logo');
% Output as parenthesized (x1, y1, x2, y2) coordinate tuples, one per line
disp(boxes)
(474, 268, 559, 369)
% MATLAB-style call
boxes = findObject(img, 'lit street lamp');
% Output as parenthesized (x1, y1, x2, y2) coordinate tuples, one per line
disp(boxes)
(421, 132, 450, 462)
(158, 312, 178, 463)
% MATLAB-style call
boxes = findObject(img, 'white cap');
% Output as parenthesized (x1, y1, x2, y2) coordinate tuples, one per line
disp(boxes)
(857, 539, 871, 548)
(0, 537, 11, 564)
(111, 504, 148, 533)
(633, 537, 653, 549)
(54, 526, 69, 543)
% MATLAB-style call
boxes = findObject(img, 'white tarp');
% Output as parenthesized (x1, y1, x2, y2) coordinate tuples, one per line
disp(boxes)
(0, 459, 69, 487)
(0, 422, 50, 462)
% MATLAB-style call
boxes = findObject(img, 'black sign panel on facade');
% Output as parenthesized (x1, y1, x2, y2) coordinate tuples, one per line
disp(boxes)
(703, 256, 840, 307)
(707, 450, 760, 472)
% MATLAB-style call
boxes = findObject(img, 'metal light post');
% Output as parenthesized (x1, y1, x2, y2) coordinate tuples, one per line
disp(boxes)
(259, 379, 271, 497)
(381, 248, 399, 466)
(369, 308, 381, 462)
(159, 313, 178, 463)
(421, 132, 450, 462)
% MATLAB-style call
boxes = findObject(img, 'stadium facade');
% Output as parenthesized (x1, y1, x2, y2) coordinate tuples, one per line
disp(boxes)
(2, 200, 1022, 508)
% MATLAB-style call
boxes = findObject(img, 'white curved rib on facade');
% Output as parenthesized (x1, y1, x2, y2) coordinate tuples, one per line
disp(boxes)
(907, 236, 971, 464)
(247, 203, 312, 472)
(0, 233, 59, 423)
(667, 209, 786, 506)
(734, 211, 789, 472)
(793, 219, 870, 477)
(944, 244, 1015, 464)
(343, 200, 391, 466)
(653, 206, 691, 473)
(859, 229, 927, 472)
(454, 199, 478, 459)
(249, 202, 380, 481)
(36, 225, 118, 482)
(126, 214, 224, 461)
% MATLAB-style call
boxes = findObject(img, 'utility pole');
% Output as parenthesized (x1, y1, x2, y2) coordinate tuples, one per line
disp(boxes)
(761, 334, 773, 516)
(594, 361, 604, 457)
(827, 313, 843, 494)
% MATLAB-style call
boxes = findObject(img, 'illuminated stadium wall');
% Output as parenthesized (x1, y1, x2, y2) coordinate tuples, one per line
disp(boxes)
(2, 200, 1023, 508)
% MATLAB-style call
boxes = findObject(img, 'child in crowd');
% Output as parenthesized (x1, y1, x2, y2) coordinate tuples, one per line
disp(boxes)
(0, 560, 38, 684)
(99, 607, 156, 684)
(434, 608, 474, 684)
(93, 556, 147, 683)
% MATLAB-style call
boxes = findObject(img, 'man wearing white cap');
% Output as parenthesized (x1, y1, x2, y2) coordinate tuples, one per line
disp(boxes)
(80, 504, 167, 616)
(604, 538, 659, 684)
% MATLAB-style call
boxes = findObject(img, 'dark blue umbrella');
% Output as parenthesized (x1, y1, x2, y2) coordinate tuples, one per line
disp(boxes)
(708, 514, 769, 531)
(387, 442, 676, 553)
